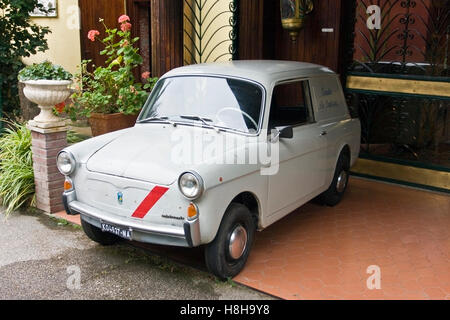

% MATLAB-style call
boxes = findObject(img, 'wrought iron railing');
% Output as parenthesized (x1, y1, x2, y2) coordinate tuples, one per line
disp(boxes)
(351, 0, 450, 76)
(345, 0, 450, 173)
(183, 0, 238, 65)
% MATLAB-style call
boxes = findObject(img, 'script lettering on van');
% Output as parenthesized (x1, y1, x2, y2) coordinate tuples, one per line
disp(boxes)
(317, 85, 340, 112)
(318, 100, 339, 112)
(320, 86, 333, 97)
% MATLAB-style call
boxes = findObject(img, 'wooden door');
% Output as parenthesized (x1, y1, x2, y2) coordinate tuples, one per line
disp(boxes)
(79, 0, 126, 69)
(126, 0, 151, 78)
(150, 0, 183, 77)
(238, 0, 350, 74)
(128, 0, 183, 77)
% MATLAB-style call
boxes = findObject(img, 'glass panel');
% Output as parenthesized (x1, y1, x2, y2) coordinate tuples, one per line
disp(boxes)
(269, 81, 313, 128)
(350, 0, 449, 76)
(281, 0, 296, 19)
(347, 92, 450, 168)
(139, 76, 263, 134)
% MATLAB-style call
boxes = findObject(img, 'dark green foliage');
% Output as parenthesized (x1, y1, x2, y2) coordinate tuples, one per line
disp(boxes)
(0, 0, 52, 114)
(18, 61, 73, 81)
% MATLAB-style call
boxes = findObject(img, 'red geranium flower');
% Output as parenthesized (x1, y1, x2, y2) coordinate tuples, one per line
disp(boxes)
(141, 71, 151, 79)
(120, 22, 132, 32)
(87, 30, 100, 42)
(118, 15, 130, 24)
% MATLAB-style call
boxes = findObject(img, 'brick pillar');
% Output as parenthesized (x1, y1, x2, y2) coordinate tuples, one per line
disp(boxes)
(28, 125, 68, 213)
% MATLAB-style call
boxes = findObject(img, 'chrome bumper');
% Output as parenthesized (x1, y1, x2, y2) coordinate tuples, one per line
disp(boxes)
(63, 192, 201, 248)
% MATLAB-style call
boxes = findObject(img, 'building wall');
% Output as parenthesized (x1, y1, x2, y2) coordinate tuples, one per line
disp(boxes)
(22, 0, 82, 76)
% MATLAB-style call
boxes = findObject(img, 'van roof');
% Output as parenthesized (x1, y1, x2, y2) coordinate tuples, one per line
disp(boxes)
(164, 60, 335, 84)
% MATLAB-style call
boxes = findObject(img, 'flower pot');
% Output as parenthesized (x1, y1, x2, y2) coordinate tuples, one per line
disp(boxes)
(21, 80, 72, 124)
(88, 113, 139, 137)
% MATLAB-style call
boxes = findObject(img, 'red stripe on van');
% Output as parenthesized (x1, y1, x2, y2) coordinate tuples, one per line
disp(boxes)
(131, 186, 169, 219)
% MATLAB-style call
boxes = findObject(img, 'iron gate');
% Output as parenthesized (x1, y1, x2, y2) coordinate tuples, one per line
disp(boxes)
(344, 0, 450, 191)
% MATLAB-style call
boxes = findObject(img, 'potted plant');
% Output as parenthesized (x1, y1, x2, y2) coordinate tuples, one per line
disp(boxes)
(18, 61, 73, 124)
(66, 15, 158, 136)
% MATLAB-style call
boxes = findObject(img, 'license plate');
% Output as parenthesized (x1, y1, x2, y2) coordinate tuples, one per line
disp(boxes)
(101, 222, 132, 240)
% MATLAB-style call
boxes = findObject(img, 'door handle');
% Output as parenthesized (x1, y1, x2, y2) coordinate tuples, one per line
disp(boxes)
(320, 131, 328, 136)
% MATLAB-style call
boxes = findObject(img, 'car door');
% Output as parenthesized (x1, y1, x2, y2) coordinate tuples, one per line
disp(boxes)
(267, 79, 328, 216)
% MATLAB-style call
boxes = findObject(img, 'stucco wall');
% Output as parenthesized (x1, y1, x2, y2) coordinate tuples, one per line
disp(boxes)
(22, 0, 81, 76)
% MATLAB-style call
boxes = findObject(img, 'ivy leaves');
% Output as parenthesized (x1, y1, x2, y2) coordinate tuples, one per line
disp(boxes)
(18, 61, 73, 81)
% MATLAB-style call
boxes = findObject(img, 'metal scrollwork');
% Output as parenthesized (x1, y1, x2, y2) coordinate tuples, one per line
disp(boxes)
(345, 1, 450, 168)
(350, 0, 449, 75)
(183, 0, 238, 65)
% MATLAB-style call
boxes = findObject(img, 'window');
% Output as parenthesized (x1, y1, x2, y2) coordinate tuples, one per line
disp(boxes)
(139, 76, 264, 134)
(269, 80, 314, 129)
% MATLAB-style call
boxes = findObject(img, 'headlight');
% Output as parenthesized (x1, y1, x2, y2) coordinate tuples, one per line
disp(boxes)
(178, 171, 204, 200)
(57, 151, 76, 175)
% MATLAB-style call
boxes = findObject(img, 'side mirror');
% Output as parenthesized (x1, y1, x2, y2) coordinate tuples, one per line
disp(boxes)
(278, 126, 293, 139)
(270, 126, 293, 142)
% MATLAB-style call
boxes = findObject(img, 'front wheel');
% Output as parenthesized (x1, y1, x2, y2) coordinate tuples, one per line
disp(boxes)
(205, 203, 256, 280)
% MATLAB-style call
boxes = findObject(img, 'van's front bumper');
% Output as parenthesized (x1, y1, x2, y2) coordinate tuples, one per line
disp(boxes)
(63, 191, 201, 248)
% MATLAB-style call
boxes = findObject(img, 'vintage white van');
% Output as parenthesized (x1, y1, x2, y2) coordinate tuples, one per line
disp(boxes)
(58, 61, 361, 279)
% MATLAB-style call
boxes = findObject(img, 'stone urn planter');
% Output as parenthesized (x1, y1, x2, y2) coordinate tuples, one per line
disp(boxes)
(22, 79, 72, 126)
(88, 112, 139, 137)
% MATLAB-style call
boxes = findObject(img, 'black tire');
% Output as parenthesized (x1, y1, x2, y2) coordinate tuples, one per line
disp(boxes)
(205, 203, 256, 280)
(317, 152, 350, 207)
(81, 218, 119, 246)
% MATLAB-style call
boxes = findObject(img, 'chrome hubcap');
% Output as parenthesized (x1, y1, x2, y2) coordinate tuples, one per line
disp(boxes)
(336, 170, 348, 193)
(228, 225, 248, 260)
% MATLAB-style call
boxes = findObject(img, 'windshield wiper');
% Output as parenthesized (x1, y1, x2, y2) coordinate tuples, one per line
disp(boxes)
(138, 116, 178, 127)
(179, 115, 221, 132)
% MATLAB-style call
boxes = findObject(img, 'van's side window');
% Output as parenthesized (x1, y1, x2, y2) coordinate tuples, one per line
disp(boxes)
(269, 80, 314, 129)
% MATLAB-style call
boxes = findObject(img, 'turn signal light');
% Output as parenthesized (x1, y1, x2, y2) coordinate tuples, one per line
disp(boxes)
(187, 203, 198, 220)
(64, 178, 73, 191)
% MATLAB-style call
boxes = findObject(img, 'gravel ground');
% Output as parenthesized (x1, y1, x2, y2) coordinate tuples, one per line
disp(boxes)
(0, 210, 272, 300)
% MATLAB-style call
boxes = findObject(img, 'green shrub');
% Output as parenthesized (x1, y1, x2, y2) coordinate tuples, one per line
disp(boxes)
(18, 61, 73, 81)
(0, 122, 35, 215)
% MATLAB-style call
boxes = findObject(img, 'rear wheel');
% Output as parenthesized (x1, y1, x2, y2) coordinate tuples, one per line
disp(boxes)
(205, 203, 256, 280)
(81, 218, 119, 246)
(317, 152, 350, 206)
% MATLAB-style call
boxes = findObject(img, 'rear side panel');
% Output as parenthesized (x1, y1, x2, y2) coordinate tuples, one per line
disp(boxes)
(309, 75, 361, 185)
(309, 75, 350, 123)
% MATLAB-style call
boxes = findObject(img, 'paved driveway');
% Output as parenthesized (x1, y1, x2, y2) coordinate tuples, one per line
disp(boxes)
(234, 178, 450, 300)
(0, 212, 271, 300)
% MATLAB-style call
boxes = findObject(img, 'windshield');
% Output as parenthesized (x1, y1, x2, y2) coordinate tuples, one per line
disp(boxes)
(138, 76, 264, 134)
